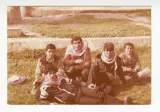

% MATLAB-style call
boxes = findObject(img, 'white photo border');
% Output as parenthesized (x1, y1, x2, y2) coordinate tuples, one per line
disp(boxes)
(1, 0, 160, 112)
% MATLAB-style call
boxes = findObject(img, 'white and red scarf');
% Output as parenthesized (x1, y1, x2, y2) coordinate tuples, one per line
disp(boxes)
(101, 51, 116, 64)
(65, 41, 88, 57)
(101, 51, 118, 73)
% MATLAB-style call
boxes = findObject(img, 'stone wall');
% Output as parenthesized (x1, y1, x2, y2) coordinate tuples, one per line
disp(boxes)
(7, 36, 151, 52)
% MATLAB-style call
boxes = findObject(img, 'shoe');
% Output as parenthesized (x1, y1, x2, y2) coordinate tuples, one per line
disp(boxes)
(40, 86, 49, 99)
(123, 96, 133, 104)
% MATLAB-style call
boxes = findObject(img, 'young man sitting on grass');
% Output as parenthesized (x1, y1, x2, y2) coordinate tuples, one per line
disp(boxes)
(31, 44, 64, 100)
(38, 62, 133, 105)
(119, 42, 151, 82)
(87, 42, 126, 86)
(31, 43, 133, 105)
(63, 36, 91, 82)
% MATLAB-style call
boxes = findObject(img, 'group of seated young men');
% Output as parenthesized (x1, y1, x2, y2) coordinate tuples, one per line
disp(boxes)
(31, 36, 149, 105)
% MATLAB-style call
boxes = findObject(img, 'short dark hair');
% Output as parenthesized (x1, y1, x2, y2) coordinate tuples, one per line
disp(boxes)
(103, 42, 114, 51)
(71, 36, 82, 44)
(124, 42, 134, 49)
(45, 44, 56, 51)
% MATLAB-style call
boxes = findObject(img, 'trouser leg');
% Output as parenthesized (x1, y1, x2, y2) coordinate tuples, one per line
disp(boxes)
(87, 64, 98, 84)
(87, 64, 112, 86)
(125, 72, 139, 82)
(75, 88, 83, 104)
(78, 96, 103, 104)
(103, 95, 123, 105)
(81, 69, 89, 82)
(81, 87, 105, 99)
(65, 71, 81, 80)
(75, 88, 101, 105)
(80, 87, 122, 105)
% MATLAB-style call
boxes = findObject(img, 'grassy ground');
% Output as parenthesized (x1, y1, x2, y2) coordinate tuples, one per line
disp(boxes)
(30, 16, 151, 38)
(7, 45, 151, 105)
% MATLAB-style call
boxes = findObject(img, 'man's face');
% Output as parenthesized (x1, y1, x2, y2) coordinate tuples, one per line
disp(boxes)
(125, 45, 134, 55)
(72, 40, 83, 51)
(45, 49, 55, 59)
(47, 72, 57, 81)
(104, 50, 114, 59)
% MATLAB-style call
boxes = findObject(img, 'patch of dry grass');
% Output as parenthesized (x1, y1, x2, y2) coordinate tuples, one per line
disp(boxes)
(31, 15, 151, 38)
(7, 45, 151, 104)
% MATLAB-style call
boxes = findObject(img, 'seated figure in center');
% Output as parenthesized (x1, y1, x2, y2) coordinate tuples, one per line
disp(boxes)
(63, 36, 91, 82)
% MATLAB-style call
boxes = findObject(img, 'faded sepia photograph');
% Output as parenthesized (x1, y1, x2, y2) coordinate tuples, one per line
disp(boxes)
(7, 6, 151, 105)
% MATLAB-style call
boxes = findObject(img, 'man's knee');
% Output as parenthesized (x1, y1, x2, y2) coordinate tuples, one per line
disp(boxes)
(81, 69, 89, 81)
(87, 64, 98, 84)
(81, 69, 89, 76)
(90, 64, 98, 71)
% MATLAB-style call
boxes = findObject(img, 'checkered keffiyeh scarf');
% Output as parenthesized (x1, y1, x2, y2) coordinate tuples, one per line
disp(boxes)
(65, 41, 88, 57)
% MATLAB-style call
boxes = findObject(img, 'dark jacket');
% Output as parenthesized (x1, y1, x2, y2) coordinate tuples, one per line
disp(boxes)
(46, 79, 85, 104)
(63, 47, 91, 70)
(31, 55, 63, 96)
(95, 54, 126, 84)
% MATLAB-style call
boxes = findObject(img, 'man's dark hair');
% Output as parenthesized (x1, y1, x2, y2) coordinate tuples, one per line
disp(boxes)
(71, 36, 82, 44)
(103, 42, 114, 51)
(124, 42, 134, 49)
(45, 44, 56, 51)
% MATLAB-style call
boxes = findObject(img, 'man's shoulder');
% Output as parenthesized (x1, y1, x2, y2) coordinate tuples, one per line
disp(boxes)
(119, 52, 126, 57)
(39, 55, 46, 63)
(95, 53, 102, 60)
(116, 56, 122, 65)
(85, 47, 91, 53)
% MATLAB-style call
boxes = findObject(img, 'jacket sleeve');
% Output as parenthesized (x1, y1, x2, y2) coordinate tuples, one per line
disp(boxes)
(134, 54, 141, 71)
(63, 54, 75, 66)
(34, 59, 44, 84)
(119, 53, 130, 72)
(117, 57, 126, 84)
(74, 48, 91, 70)
(56, 58, 64, 69)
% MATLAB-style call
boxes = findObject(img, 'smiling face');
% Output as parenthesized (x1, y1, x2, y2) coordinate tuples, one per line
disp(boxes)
(72, 40, 83, 51)
(125, 45, 134, 55)
(45, 49, 55, 59)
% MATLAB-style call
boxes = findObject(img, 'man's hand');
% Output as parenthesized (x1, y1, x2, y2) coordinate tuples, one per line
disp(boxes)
(88, 84, 96, 89)
(76, 77, 82, 81)
(67, 66, 75, 73)
(74, 59, 84, 64)
(134, 66, 140, 72)
(56, 69, 65, 76)
(127, 68, 132, 72)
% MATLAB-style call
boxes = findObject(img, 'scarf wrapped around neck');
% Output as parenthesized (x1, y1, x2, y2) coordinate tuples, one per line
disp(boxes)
(65, 41, 88, 57)
(101, 51, 118, 77)
(101, 51, 116, 64)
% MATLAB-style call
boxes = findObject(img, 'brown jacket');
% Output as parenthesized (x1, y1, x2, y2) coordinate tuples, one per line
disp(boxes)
(63, 47, 91, 70)
(119, 52, 141, 72)
(34, 55, 63, 82)
(31, 55, 63, 96)
(92, 54, 126, 84)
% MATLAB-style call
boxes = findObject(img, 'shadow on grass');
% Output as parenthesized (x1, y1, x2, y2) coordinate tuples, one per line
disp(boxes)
(113, 78, 151, 96)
